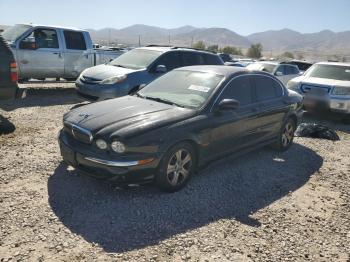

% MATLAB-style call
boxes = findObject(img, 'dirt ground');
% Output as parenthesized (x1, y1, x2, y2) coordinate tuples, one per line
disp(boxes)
(0, 82, 349, 262)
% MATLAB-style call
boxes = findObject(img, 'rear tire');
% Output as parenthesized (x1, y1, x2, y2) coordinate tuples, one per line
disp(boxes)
(271, 118, 296, 151)
(155, 142, 196, 192)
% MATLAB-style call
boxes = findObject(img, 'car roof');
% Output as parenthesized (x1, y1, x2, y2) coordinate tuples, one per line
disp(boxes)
(174, 65, 270, 78)
(17, 23, 87, 32)
(137, 45, 218, 55)
(316, 61, 350, 67)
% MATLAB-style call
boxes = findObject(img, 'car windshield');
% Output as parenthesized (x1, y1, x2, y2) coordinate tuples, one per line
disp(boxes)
(246, 63, 276, 73)
(138, 70, 224, 109)
(306, 64, 350, 81)
(109, 49, 162, 70)
(2, 24, 31, 42)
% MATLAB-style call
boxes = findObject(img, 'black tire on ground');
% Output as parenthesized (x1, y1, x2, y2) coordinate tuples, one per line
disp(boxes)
(155, 142, 197, 192)
(64, 78, 76, 81)
(271, 118, 296, 152)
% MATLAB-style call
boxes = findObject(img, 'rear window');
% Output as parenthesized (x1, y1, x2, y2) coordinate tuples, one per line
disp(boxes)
(253, 75, 283, 101)
(204, 54, 224, 65)
(64, 31, 86, 50)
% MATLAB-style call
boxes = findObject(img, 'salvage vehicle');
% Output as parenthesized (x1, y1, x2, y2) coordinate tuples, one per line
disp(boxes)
(0, 35, 19, 101)
(280, 60, 313, 73)
(59, 66, 303, 192)
(246, 62, 300, 85)
(1, 24, 124, 81)
(287, 62, 350, 115)
(75, 45, 224, 101)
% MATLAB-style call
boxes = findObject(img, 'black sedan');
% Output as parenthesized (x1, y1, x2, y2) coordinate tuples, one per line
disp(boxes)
(59, 66, 303, 192)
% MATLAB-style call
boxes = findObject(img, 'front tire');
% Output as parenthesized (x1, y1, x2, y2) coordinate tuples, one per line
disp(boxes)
(155, 142, 196, 192)
(272, 118, 296, 151)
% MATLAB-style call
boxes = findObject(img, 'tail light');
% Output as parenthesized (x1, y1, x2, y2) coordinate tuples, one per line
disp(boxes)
(10, 62, 18, 82)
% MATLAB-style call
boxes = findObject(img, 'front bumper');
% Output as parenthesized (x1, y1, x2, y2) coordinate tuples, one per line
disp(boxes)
(302, 94, 350, 114)
(58, 131, 160, 184)
(75, 78, 130, 101)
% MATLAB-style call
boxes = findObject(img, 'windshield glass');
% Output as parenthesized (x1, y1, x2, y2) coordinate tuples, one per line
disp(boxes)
(246, 63, 276, 73)
(109, 49, 162, 70)
(306, 64, 350, 81)
(2, 24, 31, 42)
(138, 70, 224, 109)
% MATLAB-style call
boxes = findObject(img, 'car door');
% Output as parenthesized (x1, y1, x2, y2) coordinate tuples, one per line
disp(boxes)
(17, 27, 64, 79)
(62, 30, 93, 78)
(252, 75, 288, 142)
(207, 74, 260, 158)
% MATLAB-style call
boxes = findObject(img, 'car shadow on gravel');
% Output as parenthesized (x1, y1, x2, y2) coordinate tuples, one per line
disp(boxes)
(0, 88, 80, 111)
(48, 143, 323, 253)
(0, 115, 16, 135)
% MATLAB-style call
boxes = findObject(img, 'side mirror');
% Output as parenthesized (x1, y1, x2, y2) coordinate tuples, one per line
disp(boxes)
(218, 99, 240, 111)
(275, 71, 283, 76)
(155, 64, 167, 74)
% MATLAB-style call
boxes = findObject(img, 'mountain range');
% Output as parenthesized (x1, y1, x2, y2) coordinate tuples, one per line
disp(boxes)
(88, 24, 350, 59)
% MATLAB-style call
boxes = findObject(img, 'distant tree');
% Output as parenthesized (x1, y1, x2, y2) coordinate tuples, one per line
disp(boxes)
(247, 43, 263, 59)
(220, 46, 243, 56)
(193, 41, 206, 50)
(282, 51, 295, 59)
(207, 44, 219, 52)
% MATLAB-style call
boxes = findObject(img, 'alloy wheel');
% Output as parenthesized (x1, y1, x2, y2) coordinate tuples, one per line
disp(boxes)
(166, 149, 192, 186)
(282, 122, 295, 147)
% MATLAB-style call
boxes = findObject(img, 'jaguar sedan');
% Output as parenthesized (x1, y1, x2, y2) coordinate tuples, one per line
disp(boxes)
(59, 66, 303, 192)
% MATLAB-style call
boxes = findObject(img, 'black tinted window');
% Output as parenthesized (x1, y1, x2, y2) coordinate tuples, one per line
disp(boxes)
(22, 29, 59, 49)
(254, 75, 283, 101)
(155, 52, 181, 70)
(286, 65, 299, 75)
(204, 54, 223, 65)
(275, 65, 285, 75)
(182, 52, 203, 66)
(64, 31, 86, 50)
(220, 75, 253, 106)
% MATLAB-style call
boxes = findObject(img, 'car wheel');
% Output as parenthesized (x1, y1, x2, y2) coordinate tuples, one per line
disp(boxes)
(156, 142, 196, 192)
(272, 118, 296, 151)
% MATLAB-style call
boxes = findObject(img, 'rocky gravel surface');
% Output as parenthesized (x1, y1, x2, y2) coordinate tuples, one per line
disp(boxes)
(0, 82, 349, 261)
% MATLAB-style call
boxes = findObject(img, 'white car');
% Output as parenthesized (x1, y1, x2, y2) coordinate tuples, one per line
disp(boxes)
(246, 62, 300, 85)
(287, 62, 350, 115)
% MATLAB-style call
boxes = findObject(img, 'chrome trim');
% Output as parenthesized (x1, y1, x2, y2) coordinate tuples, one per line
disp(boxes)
(210, 73, 285, 112)
(71, 124, 93, 142)
(84, 157, 139, 167)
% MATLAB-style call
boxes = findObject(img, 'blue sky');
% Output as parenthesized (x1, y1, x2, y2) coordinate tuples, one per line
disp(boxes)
(0, 0, 349, 35)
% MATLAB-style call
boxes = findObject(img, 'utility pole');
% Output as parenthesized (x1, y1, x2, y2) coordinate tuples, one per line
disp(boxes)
(138, 35, 141, 47)
(168, 34, 171, 45)
(108, 29, 111, 46)
(190, 36, 194, 48)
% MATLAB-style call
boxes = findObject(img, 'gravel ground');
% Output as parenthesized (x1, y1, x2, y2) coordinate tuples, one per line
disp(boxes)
(0, 82, 349, 262)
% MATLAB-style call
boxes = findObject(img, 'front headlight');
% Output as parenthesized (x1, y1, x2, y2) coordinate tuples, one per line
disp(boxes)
(332, 86, 350, 96)
(287, 80, 300, 91)
(111, 141, 126, 153)
(100, 75, 127, 85)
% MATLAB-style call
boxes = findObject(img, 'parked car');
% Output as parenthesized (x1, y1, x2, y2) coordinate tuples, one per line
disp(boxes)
(59, 66, 303, 192)
(246, 62, 300, 85)
(287, 62, 350, 115)
(75, 46, 224, 101)
(1, 24, 124, 81)
(281, 60, 313, 73)
(0, 35, 19, 101)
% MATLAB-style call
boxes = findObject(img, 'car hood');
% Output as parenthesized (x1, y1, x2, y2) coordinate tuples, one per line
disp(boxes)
(64, 96, 195, 138)
(81, 64, 142, 80)
(295, 76, 350, 87)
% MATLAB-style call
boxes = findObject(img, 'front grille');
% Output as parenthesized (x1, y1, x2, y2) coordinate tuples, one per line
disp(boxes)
(80, 75, 102, 85)
(64, 122, 93, 144)
(300, 84, 331, 95)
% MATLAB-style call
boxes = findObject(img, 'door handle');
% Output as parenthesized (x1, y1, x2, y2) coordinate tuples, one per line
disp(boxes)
(53, 52, 62, 58)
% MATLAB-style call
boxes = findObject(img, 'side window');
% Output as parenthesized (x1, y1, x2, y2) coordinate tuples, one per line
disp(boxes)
(275, 65, 285, 76)
(254, 75, 283, 101)
(287, 65, 299, 75)
(204, 54, 223, 65)
(155, 52, 181, 70)
(21, 29, 59, 49)
(182, 52, 201, 66)
(219, 76, 253, 106)
(63, 31, 86, 50)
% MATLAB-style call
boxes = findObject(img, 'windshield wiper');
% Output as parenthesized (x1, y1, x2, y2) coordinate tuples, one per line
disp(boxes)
(112, 64, 127, 68)
(141, 95, 185, 108)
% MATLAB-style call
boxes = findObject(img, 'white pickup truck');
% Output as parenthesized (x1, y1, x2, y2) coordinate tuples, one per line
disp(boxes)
(2, 24, 124, 81)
